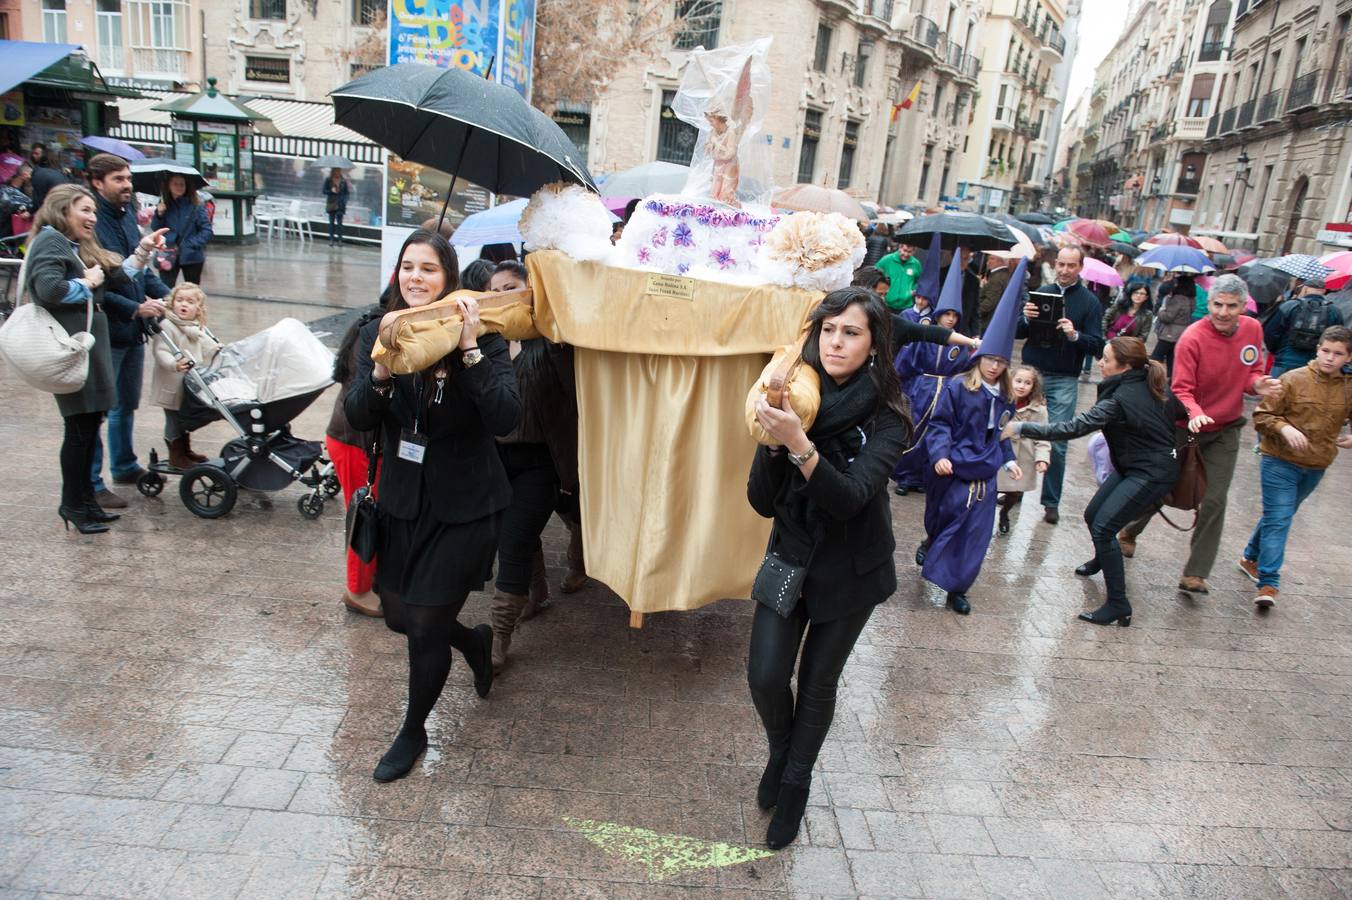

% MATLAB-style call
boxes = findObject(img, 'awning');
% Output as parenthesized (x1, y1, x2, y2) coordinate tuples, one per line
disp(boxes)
(0, 40, 83, 95)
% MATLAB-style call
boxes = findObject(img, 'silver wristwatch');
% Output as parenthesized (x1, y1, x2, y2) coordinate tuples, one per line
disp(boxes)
(787, 443, 817, 467)
(462, 348, 485, 368)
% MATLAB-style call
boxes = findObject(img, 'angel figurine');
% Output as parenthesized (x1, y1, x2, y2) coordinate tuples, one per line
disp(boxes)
(672, 39, 772, 207)
(705, 62, 752, 205)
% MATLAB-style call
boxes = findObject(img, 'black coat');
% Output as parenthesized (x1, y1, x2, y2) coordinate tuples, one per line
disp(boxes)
(863, 233, 889, 267)
(344, 320, 521, 524)
(1021, 368, 1181, 479)
(747, 405, 909, 622)
(93, 193, 171, 346)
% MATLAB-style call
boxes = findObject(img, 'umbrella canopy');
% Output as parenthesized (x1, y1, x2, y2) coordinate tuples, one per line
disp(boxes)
(450, 196, 619, 246)
(1092, 218, 1121, 233)
(1264, 254, 1333, 282)
(598, 161, 691, 197)
(311, 154, 356, 170)
(1109, 230, 1132, 242)
(129, 157, 207, 195)
(1143, 232, 1202, 249)
(897, 212, 1019, 252)
(1137, 245, 1215, 274)
(80, 136, 145, 161)
(1108, 240, 1141, 258)
(1319, 251, 1352, 290)
(772, 184, 870, 220)
(1193, 235, 1229, 254)
(331, 63, 596, 200)
(1230, 250, 1257, 265)
(1016, 212, 1055, 225)
(986, 227, 1038, 261)
(1328, 285, 1352, 322)
(1212, 253, 1240, 271)
(873, 210, 913, 224)
(1065, 218, 1112, 248)
(1081, 257, 1124, 287)
(1130, 232, 1153, 245)
(992, 214, 1046, 247)
(1236, 261, 1292, 307)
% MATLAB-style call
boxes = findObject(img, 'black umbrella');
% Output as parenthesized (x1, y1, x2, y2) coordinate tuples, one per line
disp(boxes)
(993, 214, 1046, 247)
(331, 63, 596, 225)
(1109, 240, 1141, 258)
(129, 158, 207, 195)
(1016, 212, 1055, 225)
(898, 212, 1018, 252)
(1237, 261, 1293, 308)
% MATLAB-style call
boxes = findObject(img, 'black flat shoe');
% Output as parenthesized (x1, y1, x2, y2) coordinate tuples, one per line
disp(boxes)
(469, 623, 494, 698)
(915, 542, 929, 566)
(1075, 560, 1101, 577)
(757, 750, 788, 810)
(1077, 603, 1132, 627)
(83, 501, 121, 523)
(58, 506, 109, 534)
(893, 483, 910, 496)
(997, 509, 1010, 535)
(373, 729, 428, 783)
(765, 781, 810, 849)
(946, 592, 971, 615)
(1043, 506, 1059, 524)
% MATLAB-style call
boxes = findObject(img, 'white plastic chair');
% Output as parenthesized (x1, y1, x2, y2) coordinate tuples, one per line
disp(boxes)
(253, 199, 281, 241)
(283, 200, 313, 241)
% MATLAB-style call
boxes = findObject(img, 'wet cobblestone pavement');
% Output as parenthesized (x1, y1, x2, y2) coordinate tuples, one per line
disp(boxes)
(2, 242, 1352, 898)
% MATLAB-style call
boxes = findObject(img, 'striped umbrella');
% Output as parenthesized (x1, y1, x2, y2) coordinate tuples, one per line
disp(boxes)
(1137, 245, 1215, 274)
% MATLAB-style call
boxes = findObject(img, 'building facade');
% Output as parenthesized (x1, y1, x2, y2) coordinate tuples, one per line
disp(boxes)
(15, 0, 204, 89)
(954, 0, 1070, 213)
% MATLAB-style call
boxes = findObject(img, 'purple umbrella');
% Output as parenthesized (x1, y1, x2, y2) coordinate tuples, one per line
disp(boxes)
(80, 136, 146, 161)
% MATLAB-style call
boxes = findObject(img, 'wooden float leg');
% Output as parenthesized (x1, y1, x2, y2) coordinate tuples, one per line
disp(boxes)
(629, 611, 645, 629)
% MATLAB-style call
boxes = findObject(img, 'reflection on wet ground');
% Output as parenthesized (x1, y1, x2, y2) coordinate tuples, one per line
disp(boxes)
(2, 240, 1351, 897)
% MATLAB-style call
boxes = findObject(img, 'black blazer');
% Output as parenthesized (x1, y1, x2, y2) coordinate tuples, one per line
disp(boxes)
(747, 407, 908, 622)
(345, 320, 521, 524)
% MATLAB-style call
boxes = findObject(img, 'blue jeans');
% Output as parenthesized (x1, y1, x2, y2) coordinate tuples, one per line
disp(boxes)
(1243, 455, 1324, 589)
(91, 342, 145, 491)
(1039, 373, 1080, 509)
(327, 212, 343, 243)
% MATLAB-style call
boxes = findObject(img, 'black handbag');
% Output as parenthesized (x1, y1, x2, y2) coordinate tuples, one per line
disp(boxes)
(345, 433, 382, 563)
(751, 526, 815, 619)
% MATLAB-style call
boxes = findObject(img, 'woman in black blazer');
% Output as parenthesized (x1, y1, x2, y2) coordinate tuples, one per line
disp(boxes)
(345, 230, 521, 784)
(748, 287, 912, 849)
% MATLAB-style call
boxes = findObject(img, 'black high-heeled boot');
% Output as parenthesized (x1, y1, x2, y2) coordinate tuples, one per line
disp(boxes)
(756, 749, 788, 810)
(1074, 559, 1101, 577)
(765, 781, 810, 849)
(58, 506, 109, 534)
(83, 500, 121, 523)
(1078, 601, 1131, 626)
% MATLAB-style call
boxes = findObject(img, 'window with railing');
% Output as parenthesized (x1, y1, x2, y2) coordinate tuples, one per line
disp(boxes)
(838, 120, 859, 189)
(353, 0, 382, 24)
(1286, 70, 1319, 110)
(250, 0, 285, 19)
(673, 0, 720, 50)
(97, 0, 124, 70)
(855, 41, 872, 88)
(42, 0, 67, 43)
(657, 90, 698, 164)
(797, 110, 821, 184)
(1256, 89, 1282, 121)
(128, 0, 190, 76)
(813, 22, 832, 73)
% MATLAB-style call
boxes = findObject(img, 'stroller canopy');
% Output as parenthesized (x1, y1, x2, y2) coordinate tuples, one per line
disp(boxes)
(205, 317, 335, 405)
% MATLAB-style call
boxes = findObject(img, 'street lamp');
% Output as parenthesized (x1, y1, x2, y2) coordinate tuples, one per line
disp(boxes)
(1227, 148, 1252, 232)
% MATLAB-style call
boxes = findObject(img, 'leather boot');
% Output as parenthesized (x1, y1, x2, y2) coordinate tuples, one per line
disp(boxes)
(167, 436, 195, 470)
(490, 589, 528, 672)
(561, 520, 588, 594)
(182, 432, 207, 463)
(520, 549, 552, 621)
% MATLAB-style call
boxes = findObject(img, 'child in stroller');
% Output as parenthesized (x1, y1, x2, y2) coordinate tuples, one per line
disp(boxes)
(138, 315, 341, 518)
(150, 282, 222, 469)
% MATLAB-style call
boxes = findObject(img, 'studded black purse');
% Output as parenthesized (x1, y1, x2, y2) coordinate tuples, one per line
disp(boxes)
(751, 527, 816, 619)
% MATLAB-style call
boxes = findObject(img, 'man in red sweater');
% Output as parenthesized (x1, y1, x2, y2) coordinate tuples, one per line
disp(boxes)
(1119, 274, 1281, 593)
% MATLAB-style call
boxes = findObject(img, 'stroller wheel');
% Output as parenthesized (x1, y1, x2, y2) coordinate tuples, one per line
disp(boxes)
(321, 473, 342, 498)
(297, 493, 325, 519)
(137, 471, 166, 497)
(180, 465, 238, 519)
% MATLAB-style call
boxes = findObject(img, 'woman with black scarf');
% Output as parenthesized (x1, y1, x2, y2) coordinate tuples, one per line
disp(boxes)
(747, 287, 912, 849)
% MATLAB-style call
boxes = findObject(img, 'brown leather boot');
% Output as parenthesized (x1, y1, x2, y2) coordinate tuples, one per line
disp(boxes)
(490, 589, 528, 671)
(167, 436, 195, 470)
(561, 520, 588, 593)
(520, 549, 552, 621)
(182, 433, 207, 463)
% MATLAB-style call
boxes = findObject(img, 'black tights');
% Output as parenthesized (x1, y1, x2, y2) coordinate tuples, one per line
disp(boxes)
(747, 601, 874, 786)
(397, 600, 480, 738)
(1083, 471, 1175, 605)
(61, 412, 103, 507)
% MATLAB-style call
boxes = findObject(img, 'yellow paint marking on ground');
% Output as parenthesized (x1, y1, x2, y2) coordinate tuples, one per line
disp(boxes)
(561, 816, 775, 881)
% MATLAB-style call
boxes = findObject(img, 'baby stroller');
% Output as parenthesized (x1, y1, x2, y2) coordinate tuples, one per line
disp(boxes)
(136, 317, 341, 519)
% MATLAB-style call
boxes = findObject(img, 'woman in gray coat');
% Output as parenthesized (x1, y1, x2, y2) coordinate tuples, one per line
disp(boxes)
(26, 183, 163, 533)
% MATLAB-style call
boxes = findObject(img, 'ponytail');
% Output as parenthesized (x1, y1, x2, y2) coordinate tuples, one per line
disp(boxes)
(1144, 359, 1168, 402)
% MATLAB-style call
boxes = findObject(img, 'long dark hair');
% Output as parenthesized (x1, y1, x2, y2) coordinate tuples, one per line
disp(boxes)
(1109, 335, 1168, 401)
(160, 173, 199, 207)
(1112, 281, 1153, 316)
(387, 230, 460, 312)
(333, 281, 397, 384)
(800, 287, 911, 433)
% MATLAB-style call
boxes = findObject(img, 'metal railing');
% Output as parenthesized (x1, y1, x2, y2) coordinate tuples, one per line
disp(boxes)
(1256, 89, 1283, 122)
(1220, 106, 1237, 133)
(912, 14, 939, 49)
(1150, 122, 1170, 143)
(865, 0, 892, 20)
(962, 53, 980, 80)
(1167, 58, 1185, 77)
(1047, 32, 1065, 56)
(1237, 98, 1255, 128)
(1198, 41, 1223, 63)
(1235, 0, 1250, 16)
(947, 41, 964, 68)
(1206, 113, 1219, 138)
(1286, 70, 1319, 111)
(1176, 177, 1201, 195)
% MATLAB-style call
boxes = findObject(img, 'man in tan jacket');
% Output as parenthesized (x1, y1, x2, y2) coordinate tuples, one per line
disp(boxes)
(1239, 326, 1352, 608)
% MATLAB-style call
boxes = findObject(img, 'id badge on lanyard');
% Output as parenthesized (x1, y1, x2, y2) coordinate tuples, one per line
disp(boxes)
(397, 368, 446, 465)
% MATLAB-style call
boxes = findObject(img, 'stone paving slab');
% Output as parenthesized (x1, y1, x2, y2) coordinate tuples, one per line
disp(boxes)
(1, 242, 1351, 897)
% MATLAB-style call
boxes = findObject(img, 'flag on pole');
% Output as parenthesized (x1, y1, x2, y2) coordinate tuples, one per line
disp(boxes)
(895, 79, 923, 119)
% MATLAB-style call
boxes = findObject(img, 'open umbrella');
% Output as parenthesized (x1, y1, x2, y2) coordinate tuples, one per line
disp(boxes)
(993, 214, 1045, 247)
(450, 196, 619, 247)
(1143, 232, 1202, 249)
(310, 154, 356, 170)
(1065, 218, 1112, 248)
(897, 212, 1019, 252)
(1264, 254, 1333, 282)
(873, 210, 913, 224)
(80, 135, 145, 161)
(985, 227, 1038, 261)
(331, 62, 596, 227)
(772, 184, 870, 220)
(1108, 240, 1141, 258)
(1137, 245, 1215, 274)
(598, 161, 690, 197)
(129, 157, 207, 195)
(1092, 218, 1121, 234)
(1193, 235, 1229, 254)
(1230, 250, 1257, 266)
(1109, 230, 1133, 242)
(1236, 261, 1292, 307)
(1081, 257, 1124, 288)
(1016, 212, 1055, 225)
(1212, 253, 1240, 271)
(1319, 251, 1352, 290)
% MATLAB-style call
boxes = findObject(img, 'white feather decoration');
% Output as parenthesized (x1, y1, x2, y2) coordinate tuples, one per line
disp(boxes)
(519, 183, 615, 262)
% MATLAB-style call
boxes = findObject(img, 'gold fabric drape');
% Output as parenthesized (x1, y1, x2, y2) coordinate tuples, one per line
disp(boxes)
(525, 251, 821, 614)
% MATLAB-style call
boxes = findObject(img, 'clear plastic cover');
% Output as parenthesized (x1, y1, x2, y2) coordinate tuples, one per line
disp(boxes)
(672, 37, 774, 209)
(200, 317, 335, 405)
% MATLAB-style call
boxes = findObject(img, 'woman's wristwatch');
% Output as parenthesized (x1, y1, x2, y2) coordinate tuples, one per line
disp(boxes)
(370, 373, 393, 396)
(787, 443, 817, 467)
(462, 348, 484, 368)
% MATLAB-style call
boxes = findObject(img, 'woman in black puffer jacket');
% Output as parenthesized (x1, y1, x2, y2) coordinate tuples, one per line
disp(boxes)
(1007, 336, 1181, 626)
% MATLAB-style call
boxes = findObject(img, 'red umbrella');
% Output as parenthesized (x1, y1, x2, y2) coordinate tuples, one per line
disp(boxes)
(1144, 232, 1202, 249)
(1322, 252, 1352, 290)
(1065, 218, 1112, 248)
(1193, 236, 1229, 254)
(1230, 250, 1257, 266)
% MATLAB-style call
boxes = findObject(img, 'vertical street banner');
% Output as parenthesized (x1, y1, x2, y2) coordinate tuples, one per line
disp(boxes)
(382, 0, 536, 270)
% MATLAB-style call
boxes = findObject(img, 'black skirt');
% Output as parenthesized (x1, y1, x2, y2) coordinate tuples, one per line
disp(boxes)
(377, 492, 502, 608)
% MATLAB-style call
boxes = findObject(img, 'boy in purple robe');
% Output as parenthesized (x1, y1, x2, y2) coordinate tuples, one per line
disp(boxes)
(892, 245, 975, 494)
(916, 259, 1029, 614)
(900, 232, 943, 325)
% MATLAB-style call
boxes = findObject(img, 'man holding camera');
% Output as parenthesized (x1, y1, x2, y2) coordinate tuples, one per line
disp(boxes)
(1014, 246, 1106, 523)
